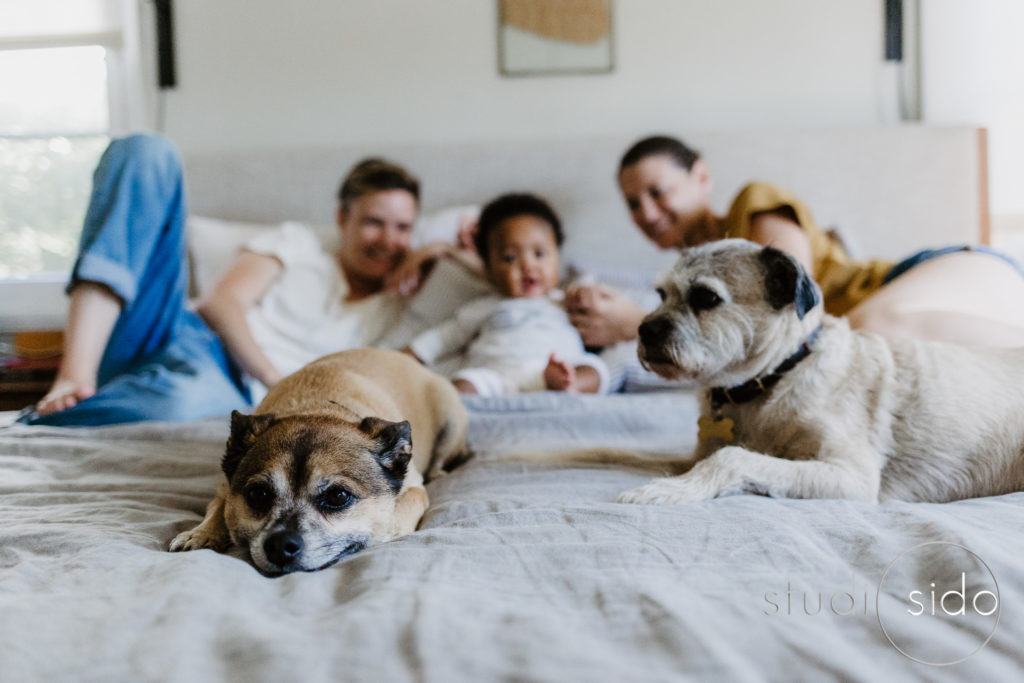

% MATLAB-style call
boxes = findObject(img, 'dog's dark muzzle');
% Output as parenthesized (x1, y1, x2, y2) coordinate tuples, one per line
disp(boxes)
(638, 318, 675, 364)
(638, 318, 672, 347)
(259, 536, 368, 576)
(264, 529, 304, 568)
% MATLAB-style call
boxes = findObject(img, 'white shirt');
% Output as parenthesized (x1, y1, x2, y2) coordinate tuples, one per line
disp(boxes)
(409, 295, 607, 391)
(243, 222, 403, 400)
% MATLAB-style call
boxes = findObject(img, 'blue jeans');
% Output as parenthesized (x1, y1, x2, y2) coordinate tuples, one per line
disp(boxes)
(20, 134, 251, 427)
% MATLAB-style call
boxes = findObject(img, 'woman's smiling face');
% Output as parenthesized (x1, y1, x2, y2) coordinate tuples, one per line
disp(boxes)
(618, 154, 712, 249)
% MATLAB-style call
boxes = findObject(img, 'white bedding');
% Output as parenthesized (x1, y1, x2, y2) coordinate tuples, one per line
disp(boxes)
(1, 393, 1021, 681)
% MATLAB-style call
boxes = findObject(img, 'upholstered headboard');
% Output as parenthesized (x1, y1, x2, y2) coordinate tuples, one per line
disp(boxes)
(183, 125, 988, 276)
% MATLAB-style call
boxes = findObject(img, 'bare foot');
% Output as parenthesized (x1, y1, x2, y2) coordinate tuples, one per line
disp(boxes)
(544, 353, 576, 392)
(33, 281, 120, 417)
(36, 376, 96, 416)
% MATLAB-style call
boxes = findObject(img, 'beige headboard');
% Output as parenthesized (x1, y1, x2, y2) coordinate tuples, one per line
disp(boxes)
(183, 125, 988, 275)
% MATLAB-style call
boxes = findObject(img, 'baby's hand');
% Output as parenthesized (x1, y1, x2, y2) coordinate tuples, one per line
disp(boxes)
(544, 353, 576, 392)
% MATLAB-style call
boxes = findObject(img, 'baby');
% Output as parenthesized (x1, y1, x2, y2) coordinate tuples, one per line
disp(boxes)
(406, 193, 607, 395)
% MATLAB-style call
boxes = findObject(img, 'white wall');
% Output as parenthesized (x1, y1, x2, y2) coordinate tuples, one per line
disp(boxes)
(921, 0, 1024, 219)
(150, 0, 886, 154)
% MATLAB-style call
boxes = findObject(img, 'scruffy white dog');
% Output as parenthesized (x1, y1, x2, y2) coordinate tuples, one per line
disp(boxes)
(619, 239, 1024, 505)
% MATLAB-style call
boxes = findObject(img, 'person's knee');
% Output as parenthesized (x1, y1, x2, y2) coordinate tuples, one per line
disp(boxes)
(106, 133, 182, 174)
(113, 132, 176, 155)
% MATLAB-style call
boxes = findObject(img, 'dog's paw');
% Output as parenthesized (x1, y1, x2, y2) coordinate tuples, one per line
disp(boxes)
(427, 449, 475, 481)
(617, 476, 714, 505)
(168, 524, 230, 553)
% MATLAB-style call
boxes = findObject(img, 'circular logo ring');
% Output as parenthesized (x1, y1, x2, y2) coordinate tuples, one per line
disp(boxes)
(876, 541, 1001, 666)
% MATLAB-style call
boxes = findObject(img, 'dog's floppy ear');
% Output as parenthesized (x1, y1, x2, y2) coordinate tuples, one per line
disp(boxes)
(757, 246, 821, 319)
(359, 417, 413, 488)
(222, 410, 276, 480)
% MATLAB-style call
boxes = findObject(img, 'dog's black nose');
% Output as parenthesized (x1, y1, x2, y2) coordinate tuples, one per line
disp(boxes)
(264, 530, 304, 566)
(638, 318, 670, 345)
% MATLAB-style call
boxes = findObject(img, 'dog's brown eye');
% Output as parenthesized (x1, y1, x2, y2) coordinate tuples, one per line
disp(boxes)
(688, 286, 722, 313)
(244, 483, 275, 513)
(319, 487, 355, 512)
(655, 287, 667, 302)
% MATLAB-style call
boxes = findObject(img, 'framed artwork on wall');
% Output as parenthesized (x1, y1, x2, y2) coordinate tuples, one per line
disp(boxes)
(498, 0, 614, 76)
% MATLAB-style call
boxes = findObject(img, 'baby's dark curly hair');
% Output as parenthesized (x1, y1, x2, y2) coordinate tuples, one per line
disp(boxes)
(474, 193, 564, 266)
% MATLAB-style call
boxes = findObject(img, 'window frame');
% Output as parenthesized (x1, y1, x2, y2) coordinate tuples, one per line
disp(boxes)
(0, 0, 143, 331)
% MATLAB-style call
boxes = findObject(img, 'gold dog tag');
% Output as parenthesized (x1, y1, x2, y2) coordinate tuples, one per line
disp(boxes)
(698, 416, 734, 443)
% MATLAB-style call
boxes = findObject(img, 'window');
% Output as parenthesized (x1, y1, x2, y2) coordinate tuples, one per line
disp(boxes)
(0, 0, 142, 281)
(0, 47, 111, 278)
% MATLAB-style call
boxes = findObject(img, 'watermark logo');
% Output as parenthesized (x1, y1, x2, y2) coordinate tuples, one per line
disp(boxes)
(761, 541, 1000, 666)
(876, 541, 1000, 666)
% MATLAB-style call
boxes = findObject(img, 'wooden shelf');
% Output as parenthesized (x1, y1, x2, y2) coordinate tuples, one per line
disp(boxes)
(1, 331, 62, 412)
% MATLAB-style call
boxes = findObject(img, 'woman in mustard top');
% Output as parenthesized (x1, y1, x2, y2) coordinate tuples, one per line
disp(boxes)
(568, 135, 1024, 349)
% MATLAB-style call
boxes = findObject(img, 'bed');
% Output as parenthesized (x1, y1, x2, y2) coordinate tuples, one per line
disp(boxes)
(2, 127, 1017, 681)
(2, 394, 1020, 680)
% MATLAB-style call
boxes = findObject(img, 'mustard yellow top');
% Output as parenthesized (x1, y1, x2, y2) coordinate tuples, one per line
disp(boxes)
(720, 182, 893, 316)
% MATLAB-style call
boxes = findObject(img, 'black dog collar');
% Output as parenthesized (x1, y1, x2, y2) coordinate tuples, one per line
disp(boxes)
(709, 326, 822, 410)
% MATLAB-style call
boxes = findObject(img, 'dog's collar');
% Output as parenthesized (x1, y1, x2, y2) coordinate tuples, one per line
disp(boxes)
(709, 326, 822, 409)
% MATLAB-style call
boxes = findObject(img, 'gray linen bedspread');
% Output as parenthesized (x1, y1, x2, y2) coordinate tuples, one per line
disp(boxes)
(1, 392, 1022, 682)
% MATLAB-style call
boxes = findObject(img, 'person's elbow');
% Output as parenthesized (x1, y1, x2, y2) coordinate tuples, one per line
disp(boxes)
(195, 287, 247, 330)
(193, 292, 220, 324)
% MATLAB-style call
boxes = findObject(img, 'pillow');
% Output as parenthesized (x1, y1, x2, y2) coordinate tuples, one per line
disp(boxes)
(186, 215, 275, 296)
(412, 204, 480, 249)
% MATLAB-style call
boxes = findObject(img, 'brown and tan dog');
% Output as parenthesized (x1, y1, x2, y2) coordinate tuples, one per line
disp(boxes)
(169, 348, 467, 575)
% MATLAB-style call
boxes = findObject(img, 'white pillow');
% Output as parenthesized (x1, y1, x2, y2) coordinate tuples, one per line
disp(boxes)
(187, 215, 277, 296)
(413, 204, 480, 248)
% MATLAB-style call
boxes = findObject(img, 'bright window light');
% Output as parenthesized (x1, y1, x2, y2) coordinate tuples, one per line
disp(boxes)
(0, 45, 110, 278)
(0, 46, 110, 135)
